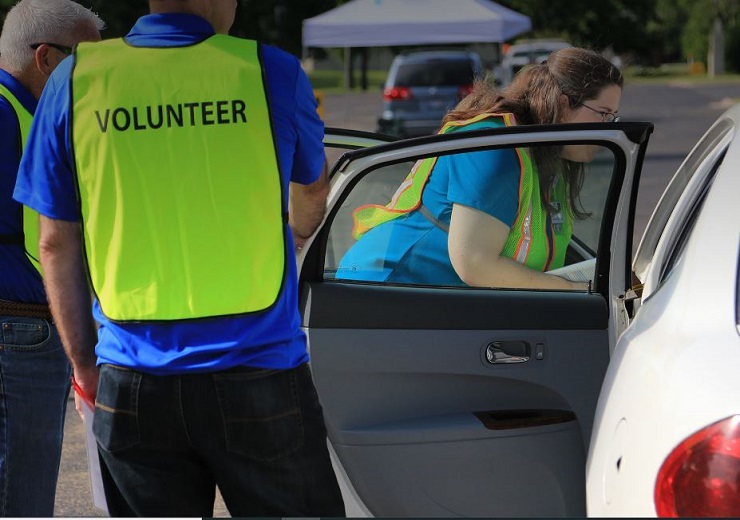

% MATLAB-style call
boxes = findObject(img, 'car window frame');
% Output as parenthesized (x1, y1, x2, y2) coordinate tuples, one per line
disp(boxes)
(317, 134, 628, 288)
(659, 151, 723, 282)
(306, 123, 654, 352)
(321, 140, 622, 289)
(736, 244, 740, 328)
(634, 118, 734, 283)
(637, 128, 734, 299)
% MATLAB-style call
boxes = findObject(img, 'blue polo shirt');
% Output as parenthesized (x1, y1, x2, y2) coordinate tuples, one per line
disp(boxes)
(14, 14, 324, 373)
(0, 69, 45, 304)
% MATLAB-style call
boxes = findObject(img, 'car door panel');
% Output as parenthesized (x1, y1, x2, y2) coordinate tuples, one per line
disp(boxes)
(306, 305, 607, 516)
(304, 124, 652, 517)
(331, 423, 585, 517)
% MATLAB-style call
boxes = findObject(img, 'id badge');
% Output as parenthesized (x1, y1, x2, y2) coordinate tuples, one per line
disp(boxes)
(551, 201, 565, 234)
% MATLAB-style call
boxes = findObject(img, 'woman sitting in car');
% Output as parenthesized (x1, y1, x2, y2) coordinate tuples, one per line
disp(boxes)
(336, 47, 622, 291)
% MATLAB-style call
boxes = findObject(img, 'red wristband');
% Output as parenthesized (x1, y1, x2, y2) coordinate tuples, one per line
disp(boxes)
(71, 375, 95, 408)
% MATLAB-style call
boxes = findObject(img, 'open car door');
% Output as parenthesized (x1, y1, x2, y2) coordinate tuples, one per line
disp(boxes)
(300, 123, 652, 517)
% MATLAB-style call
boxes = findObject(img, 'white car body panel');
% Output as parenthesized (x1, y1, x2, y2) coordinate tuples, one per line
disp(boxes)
(586, 105, 740, 516)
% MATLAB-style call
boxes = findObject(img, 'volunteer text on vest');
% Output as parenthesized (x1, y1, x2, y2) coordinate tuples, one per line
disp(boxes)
(94, 99, 248, 133)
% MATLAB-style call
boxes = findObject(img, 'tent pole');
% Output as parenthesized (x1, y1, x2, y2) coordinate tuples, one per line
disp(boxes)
(344, 46, 352, 90)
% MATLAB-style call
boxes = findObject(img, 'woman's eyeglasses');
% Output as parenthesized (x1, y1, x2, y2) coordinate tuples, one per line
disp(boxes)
(579, 103, 620, 123)
(30, 42, 73, 55)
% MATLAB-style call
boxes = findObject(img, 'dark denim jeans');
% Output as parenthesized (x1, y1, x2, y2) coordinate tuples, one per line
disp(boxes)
(94, 362, 345, 517)
(0, 316, 71, 517)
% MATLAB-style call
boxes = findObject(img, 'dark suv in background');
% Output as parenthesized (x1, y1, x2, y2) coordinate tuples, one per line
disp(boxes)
(376, 50, 482, 137)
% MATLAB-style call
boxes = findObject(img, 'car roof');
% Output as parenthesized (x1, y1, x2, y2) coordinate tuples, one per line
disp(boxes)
(505, 40, 571, 55)
(394, 50, 480, 63)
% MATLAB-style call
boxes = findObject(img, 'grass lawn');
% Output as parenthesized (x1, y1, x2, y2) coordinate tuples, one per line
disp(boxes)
(309, 66, 740, 95)
(624, 63, 740, 84)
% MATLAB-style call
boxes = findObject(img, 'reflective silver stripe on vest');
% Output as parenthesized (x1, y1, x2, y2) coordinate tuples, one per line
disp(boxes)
(516, 201, 533, 264)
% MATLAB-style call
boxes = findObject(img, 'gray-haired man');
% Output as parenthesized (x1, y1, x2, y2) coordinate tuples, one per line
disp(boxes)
(0, 0, 103, 515)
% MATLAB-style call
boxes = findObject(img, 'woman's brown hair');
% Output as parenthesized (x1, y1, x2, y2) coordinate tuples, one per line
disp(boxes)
(443, 47, 623, 219)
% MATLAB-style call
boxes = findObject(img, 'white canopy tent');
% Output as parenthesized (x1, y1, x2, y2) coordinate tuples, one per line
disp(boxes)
(302, 0, 532, 48)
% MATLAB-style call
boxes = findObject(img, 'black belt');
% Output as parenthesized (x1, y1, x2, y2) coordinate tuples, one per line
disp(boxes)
(0, 299, 53, 321)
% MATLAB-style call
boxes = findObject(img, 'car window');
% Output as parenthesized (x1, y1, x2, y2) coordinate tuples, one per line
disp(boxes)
(634, 119, 733, 278)
(323, 130, 398, 181)
(394, 61, 475, 87)
(323, 143, 618, 291)
(658, 152, 722, 285)
(736, 248, 740, 327)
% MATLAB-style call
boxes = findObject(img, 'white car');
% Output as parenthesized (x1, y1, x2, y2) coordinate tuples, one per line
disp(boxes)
(493, 40, 571, 87)
(586, 105, 740, 516)
(297, 106, 739, 517)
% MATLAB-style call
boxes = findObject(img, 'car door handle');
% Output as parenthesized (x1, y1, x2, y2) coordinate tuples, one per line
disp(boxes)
(485, 341, 530, 364)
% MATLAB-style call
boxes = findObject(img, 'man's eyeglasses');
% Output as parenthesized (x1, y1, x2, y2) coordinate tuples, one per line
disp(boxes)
(30, 42, 73, 55)
(579, 103, 620, 123)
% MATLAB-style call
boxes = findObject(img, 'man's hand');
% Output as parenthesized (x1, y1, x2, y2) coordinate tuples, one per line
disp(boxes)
(39, 216, 99, 419)
(71, 364, 99, 419)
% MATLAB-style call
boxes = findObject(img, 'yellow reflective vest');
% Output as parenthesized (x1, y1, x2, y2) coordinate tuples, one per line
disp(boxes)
(0, 83, 42, 273)
(352, 113, 573, 271)
(71, 36, 286, 321)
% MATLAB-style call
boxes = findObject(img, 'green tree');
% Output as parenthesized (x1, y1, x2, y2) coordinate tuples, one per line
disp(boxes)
(1, 0, 334, 57)
(498, 0, 665, 64)
(4, 0, 737, 70)
(653, 0, 689, 62)
(85, 1, 147, 37)
(668, 0, 738, 72)
(0, 1, 147, 38)
(233, 0, 336, 57)
(494, 0, 739, 70)
(727, 15, 740, 72)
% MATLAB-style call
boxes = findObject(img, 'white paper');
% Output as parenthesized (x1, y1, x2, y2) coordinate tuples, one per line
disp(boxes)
(547, 257, 596, 283)
(81, 399, 109, 515)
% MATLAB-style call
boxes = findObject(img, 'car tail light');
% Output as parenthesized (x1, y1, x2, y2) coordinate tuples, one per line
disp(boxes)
(655, 415, 740, 517)
(383, 87, 412, 101)
(457, 84, 474, 99)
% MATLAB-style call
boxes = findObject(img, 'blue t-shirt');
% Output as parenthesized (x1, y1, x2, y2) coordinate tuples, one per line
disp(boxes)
(13, 14, 324, 373)
(337, 120, 520, 285)
(0, 69, 46, 304)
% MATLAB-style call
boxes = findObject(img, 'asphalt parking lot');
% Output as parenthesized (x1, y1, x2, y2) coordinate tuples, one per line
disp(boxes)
(55, 399, 231, 517)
